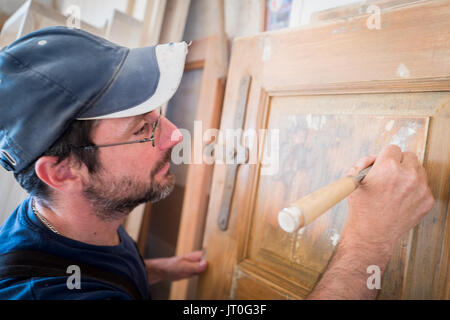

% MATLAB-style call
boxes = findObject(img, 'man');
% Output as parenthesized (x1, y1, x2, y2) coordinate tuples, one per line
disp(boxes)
(0, 27, 434, 300)
(0, 27, 206, 299)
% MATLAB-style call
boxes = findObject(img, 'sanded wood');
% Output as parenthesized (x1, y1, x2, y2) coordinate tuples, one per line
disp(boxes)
(196, 0, 450, 299)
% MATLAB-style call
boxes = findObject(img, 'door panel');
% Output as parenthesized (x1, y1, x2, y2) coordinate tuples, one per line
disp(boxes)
(247, 94, 431, 299)
(197, 0, 450, 300)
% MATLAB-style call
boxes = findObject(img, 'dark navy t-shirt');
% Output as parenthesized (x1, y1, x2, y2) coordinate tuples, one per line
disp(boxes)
(0, 197, 150, 300)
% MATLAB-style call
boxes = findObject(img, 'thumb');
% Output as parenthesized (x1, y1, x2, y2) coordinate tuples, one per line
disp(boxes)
(345, 156, 376, 177)
(198, 259, 207, 271)
(181, 259, 208, 278)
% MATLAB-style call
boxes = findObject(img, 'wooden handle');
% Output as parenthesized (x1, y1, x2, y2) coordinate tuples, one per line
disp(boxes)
(278, 176, 359, 233)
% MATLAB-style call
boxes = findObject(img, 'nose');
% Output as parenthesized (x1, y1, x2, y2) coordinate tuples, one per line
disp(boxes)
(158, 116, 183, 150)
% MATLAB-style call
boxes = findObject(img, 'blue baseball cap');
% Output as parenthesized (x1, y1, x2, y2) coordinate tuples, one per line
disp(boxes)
(0, 26, 188, 173)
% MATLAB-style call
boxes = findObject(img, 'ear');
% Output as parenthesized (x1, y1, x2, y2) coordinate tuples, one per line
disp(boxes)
(35, 156, 83, 193)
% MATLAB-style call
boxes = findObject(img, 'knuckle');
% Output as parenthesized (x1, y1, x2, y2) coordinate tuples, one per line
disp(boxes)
(403, 151, 418, 160)
(363, 155, 374, 163)
(386, 158, 400, 173)
(386, 144, 401, 153)
(405, 168, 419, 184)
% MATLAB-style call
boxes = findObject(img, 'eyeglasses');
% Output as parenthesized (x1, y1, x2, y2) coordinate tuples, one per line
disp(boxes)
(77, 107, 162, 150)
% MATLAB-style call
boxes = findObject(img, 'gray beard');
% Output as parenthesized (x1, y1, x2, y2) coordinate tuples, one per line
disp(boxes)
(82, 150, 174, 222)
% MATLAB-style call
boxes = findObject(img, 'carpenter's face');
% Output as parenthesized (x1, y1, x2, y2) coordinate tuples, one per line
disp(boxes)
(81, 109, 183, 221)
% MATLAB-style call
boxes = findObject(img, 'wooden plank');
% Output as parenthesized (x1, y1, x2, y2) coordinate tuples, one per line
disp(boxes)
(159, 0, 191, 44)
(310, 0, 425, 24)
(137, 203, 153, 254)
(258, 0, 266, 33)
(140, 0, 167, 46)
(126, 0, 136, 16)
(216, 0, 228, 78)
(169, 34, 228, 300)
(105, 9, 142, 48)
(184, 37, 208, 70)
(123, 203, 146, 243)
(0, 11, 9, 31)
(51, 0, 59, 11)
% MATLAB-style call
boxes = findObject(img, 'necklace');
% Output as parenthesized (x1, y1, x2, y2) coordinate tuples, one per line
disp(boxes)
(32, 198, 61, 235)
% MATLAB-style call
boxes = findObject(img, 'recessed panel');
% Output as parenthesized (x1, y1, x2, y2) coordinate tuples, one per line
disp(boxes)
(247, 94, 430, 279)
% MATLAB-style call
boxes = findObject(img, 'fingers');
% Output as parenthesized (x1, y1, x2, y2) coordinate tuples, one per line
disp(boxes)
(345, 147, 421, 182)
(198, 260, 208, 271)
(345, 155, 376, 177)
(181, 250, 208, 275)
(181, 250, 203, 262)
(178, 256, 208, 279)
(400, 151, 419, 170)
(416, 164, 428, 182)
(375, 145, 403, 167)
(188, 262, 207, 277)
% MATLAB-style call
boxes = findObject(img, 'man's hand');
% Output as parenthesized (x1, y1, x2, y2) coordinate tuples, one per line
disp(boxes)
(144, 251, 208, 285)
(308, 145, 434, 299)
(343, 144, 435, 252)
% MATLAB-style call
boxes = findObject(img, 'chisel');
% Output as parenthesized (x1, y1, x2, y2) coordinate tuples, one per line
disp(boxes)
(278, 165, 373, 233)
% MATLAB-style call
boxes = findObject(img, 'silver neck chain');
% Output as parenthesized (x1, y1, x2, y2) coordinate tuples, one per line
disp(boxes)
(32, 198, 61, 235)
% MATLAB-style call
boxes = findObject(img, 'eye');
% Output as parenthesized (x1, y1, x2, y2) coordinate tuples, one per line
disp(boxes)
(134, 123, 149, 135)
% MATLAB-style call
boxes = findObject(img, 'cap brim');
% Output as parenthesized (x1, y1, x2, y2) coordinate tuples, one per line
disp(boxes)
(77, 41, 188, 120)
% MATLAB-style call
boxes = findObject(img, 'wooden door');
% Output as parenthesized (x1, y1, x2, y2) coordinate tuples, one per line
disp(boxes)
(197, 0, 450, 300)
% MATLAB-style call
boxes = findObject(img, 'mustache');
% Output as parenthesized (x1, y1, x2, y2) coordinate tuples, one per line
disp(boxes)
(151, 148, 172, 177)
